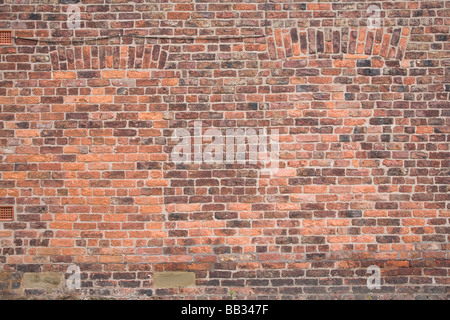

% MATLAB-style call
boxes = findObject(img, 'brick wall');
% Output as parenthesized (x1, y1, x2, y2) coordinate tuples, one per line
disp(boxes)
(0, 0, 449, 299)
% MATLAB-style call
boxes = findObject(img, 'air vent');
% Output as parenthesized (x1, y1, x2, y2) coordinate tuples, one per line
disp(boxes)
(0, 206, 14, 221)
(0, 31, 13, 45)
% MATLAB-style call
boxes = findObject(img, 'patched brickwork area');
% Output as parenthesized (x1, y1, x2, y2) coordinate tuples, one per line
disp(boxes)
(0, 0, 449, 300)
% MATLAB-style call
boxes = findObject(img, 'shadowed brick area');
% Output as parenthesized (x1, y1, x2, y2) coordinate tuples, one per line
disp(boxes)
(0, 0, 449, 300)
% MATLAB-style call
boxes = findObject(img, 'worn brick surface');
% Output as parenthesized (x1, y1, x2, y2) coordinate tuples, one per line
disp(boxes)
(0, 0, 449, 299)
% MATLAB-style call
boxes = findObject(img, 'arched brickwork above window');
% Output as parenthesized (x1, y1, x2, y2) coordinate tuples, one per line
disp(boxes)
(49, 44, 168, 71)
(266, 27, 410, 61)
(46, 26, 410, 73)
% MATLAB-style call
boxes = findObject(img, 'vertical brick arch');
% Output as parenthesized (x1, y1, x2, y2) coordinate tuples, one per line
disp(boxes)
(49, 44, 169, 71)
(267, 27, 410, 61)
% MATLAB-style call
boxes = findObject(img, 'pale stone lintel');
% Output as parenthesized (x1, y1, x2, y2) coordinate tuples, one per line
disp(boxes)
(22, 272, 64, 289)
(153, 272, 195, 288)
